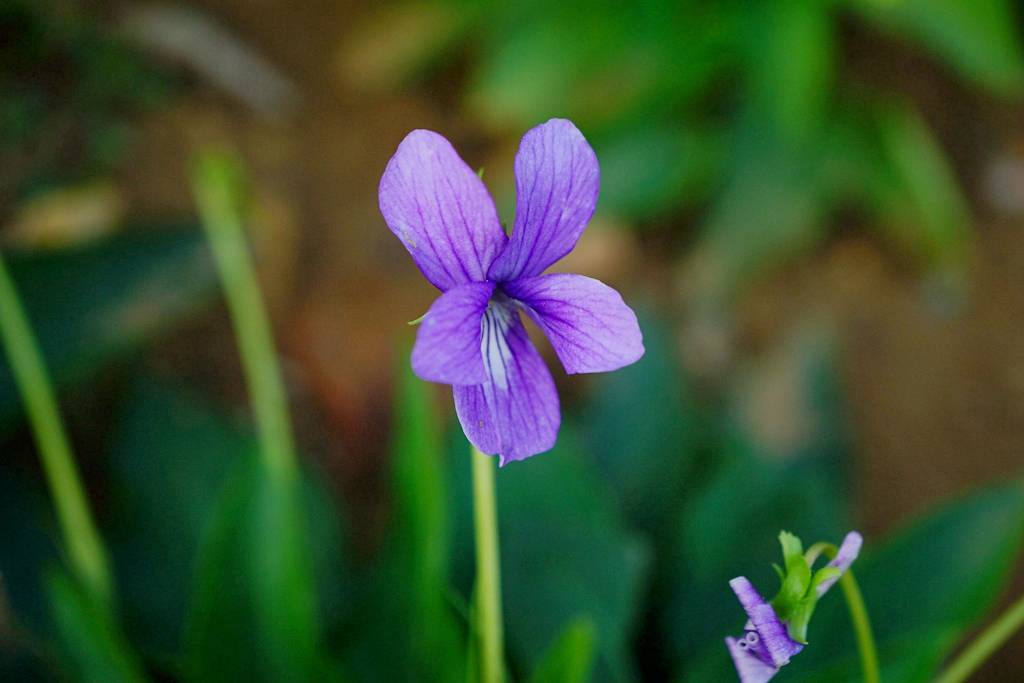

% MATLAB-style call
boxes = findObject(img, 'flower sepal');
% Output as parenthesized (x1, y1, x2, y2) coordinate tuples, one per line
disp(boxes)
(769, 531, 845, 643)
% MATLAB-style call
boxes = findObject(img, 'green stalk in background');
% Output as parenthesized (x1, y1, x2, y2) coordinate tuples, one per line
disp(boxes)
(0, 251, 112, 609)
(190, 150, 319, 680)
(472, 445, 505, 683)
(933, 592, 1024, 683)
(191, 152, 298, 483)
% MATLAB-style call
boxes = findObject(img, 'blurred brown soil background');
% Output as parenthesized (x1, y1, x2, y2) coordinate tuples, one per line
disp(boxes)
(67, 0, 1024, 676)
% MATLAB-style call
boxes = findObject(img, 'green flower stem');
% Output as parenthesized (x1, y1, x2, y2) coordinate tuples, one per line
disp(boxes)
(0, 252, 112, 607)
(933, 592, 1024, 683)
(810, 541, 880, 683)
(839, 570, 880, 683)
(471, 445, 505, 683)
(191, 152, 298, 483)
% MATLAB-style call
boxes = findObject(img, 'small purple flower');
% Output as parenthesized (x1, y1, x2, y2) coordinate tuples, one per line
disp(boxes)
(726, 578, 805, 683)
(379, 118, 644, 464)
(726, 531, 863, 683)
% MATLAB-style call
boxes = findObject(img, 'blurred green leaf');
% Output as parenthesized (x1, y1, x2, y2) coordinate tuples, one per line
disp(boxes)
(451, 426, 649, 682)
(0, 227, 216, 433)
(665, 330, 850, 680)
(181, 460, 259, 681)
(816, 104, 885, 207)
(392, 359, 464, 680)
(107, 380, 349, 668)
(250, 473, 325, 681)
(693, 0, 835, 300)
(441, 0, 1015, 288)
(596, 124, 722, 220)
(0, 643, 47, 683)
(343, 357, 464, 682)
(528, 618, 597, 683)
(746, 0, 834, 145)
(183, 455, 338, 682)
(107, 380, 247, 659)
(582, 312, 702, 532)
(466, 2, 737, 133)
(696, 125, 828, 302)
(0, 465, 59, 638)
(99, 379, 349, 683)
(786, 480, 1024, 683)
(46, 571, 147, 683)
(0, 459, 130, 682)
(866, 102, 973, 273)
(850, 0, 1024, 95)
(467, 5, 655, 131)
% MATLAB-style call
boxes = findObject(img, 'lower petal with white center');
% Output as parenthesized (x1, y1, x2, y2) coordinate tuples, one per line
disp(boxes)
(453, 302, 560, 464)
(411, 281, 494, 385)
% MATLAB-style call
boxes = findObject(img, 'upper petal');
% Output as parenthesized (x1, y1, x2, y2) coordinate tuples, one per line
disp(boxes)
(503, 274, 644, 374)
(453, 303, 560, 464)
(411, 281, 495, 385)
(380, 130, 507, 291)
(814, 531, 863, 598)
(487, 119, 599, 281)
(729, 577, 804, 668)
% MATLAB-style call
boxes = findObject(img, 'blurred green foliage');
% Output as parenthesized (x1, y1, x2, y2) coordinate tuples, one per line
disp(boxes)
(341, 360, 464, 682)
(0, 226, 216, 433)
(369, 0, 1024, 298)
(2, 2, 1024, 682)
(0, 0, 171, 202)
(0, 0, 169, 201)
(46, 569, 146, 683)
(528, 619, 598, 683)
(0, 235, 1022, 681)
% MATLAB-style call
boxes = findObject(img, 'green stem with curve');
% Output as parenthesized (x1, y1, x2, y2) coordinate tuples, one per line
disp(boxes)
(932, 592, 1024, 683)
(472, 444, 505, 683)
(191, 152, 299, 484)
(839, 569, 880, 683)
(0, 251, 112, 608)
(808, 540, 880, 683)
(193, 151, 322, 679)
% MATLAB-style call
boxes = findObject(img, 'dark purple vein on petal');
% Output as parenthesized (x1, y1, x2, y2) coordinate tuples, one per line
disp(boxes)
(430, 157, 473, 284)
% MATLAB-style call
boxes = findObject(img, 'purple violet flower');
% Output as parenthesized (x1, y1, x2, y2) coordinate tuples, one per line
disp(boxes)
(726, 578, 806, 682)
(726, 531, 863, 683)
(379, 118, 644, 464)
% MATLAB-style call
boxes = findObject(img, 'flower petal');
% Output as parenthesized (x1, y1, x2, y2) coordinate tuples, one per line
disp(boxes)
(453, 302, 560, 464)
(380, 130, 507, 291)
(729, 577, 803, 668)
(411, 281, 495, 385)
(503, 274, 644, 374)
(725, 637, 780, 683)
(487, 119, 599, 281)
(814, 531, 863, 598)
